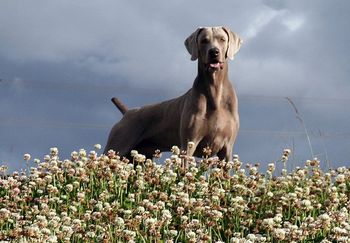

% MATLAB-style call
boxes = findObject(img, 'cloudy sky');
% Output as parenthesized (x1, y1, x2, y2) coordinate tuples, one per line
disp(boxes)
(1, 0, 349, 172)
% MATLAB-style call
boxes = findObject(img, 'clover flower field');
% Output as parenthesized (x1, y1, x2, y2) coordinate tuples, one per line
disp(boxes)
(0, 145, 349, 242)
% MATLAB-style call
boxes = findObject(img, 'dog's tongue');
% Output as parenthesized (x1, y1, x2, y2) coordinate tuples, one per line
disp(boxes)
(209, 62, 222, 68)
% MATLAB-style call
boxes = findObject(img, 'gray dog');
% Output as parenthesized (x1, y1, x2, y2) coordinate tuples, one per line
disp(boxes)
(104, 26, 242, 161)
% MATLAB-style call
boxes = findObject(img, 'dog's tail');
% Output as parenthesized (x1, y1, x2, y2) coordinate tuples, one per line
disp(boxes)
(111, 97, 128, 115)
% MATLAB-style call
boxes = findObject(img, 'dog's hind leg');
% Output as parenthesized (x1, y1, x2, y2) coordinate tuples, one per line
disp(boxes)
(104, 116, 144, 156)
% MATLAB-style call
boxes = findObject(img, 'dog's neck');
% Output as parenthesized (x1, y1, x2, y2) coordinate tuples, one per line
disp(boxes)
(194, 61, 229, 110)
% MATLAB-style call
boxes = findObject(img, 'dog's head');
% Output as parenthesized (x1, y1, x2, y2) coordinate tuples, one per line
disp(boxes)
(185, 26, 242, 72)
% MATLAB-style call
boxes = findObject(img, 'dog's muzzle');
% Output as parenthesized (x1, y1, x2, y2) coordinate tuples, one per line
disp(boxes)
(207, 60, 224, 71)
(207, 48, 224, 71)
(209, 62, 224, 69)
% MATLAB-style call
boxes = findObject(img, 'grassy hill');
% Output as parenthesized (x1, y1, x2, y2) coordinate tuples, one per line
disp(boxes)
(0, 145, 349, 242)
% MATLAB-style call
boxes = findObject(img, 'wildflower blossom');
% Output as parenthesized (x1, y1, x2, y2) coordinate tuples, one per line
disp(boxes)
(94, 144, 102, 150)
(171, 146, 180, 155)
(23, 153, 31, 161)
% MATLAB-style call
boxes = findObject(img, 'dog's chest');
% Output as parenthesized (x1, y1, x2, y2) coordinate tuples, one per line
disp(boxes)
(193, 94, 235, 133)
(192, 110, 235, 154)
(204, 110, 234, 136)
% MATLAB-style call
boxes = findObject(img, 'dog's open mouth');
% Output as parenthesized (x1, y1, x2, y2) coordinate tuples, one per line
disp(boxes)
(209, 62, 223, 68)
(208, 61, 224, 70)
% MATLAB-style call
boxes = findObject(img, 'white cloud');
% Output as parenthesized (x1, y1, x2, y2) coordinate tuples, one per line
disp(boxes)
(233, 56, 307, 96)
(283, 15, 305, 32)
(243, 8, 283, 39)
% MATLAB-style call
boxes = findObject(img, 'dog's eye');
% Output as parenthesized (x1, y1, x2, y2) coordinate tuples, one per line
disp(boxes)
(201, 38, 210, 44)
(220, 38, 226, 42)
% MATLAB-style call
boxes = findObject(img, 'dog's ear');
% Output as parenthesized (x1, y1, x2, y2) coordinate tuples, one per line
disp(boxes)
(184, 28, 202, 61)
(222, 27, 243, 60)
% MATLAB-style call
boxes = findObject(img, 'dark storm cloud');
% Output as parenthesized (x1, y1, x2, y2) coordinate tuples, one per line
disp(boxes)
(1, 0, 350, 171)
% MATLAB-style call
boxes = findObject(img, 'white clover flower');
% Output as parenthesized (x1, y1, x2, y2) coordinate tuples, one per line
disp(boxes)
(336, 174, 346, 183)
(230, 237, 241, 243)
(123, 230, 136, 239)
(283, 148, 291, 156)
(86, 231, 96, 238)
(61, 225, 73, 236)
(91, 211, 102, 220)
(71, 151, 79, 159)
(72, 181, 80, 188)
(94, 144, 102, 150)
(273, 228, 286, 240)
(161, 175, 171, 184)
(41, 227, 51, 235)
(246, 234, 257, 241)
(135, 154, 146, 163)
(135, 165, 142, 172)
(69, 205, 77, 213)
(157, 201, 165, 209)
(65, 184, 73, 192)
(178, 181, 184, 188)
(267, 163, 275, 172)
(274, 213, 283, 223)
(136, 206, 145, 214)
(169, 229, 178, 237)
(23, 153, 31, 161)
(263, 218, 274, 228)
(47, 235, 58, 243)
(36, 215, 47, 221)
(185, 172, 193, 178)
(145, 218, 157, 227)
(0, 208, 11, 219)
(95, 201, 103, 211)
(123, 209, 132, 217)
(212, 168, 221, 174)
(115, 217, 125, 229)
(44, 154, 51, 162)
(186, 230, 196, 239)
(130, 150, 138, 157)
(337, 166, 346, 173)
(333, 226, 347, 235)
(212, 195, 220, 203)
(232, 196, 244, 204)
(258, 236, 267, 242)
(79, 149, 87, 157)
(50, 147, 59, 156)
(161, 209, 172, 223)
(211, 210, 223, 221)
(44, 175, 52, 183)
(181, 215, 188, 222)
(249, 166, 258, 175)
(302, 199, 311, 207)
(89, 150, 97, 159)
(171, 146, 180, 155)
(190, 219, 200, 226)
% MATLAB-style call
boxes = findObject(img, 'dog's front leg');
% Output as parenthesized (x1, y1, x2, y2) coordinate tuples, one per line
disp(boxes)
(217, 145, 233, 162)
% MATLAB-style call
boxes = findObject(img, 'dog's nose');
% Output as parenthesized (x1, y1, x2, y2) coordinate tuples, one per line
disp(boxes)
(209, 48, 220, 58)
